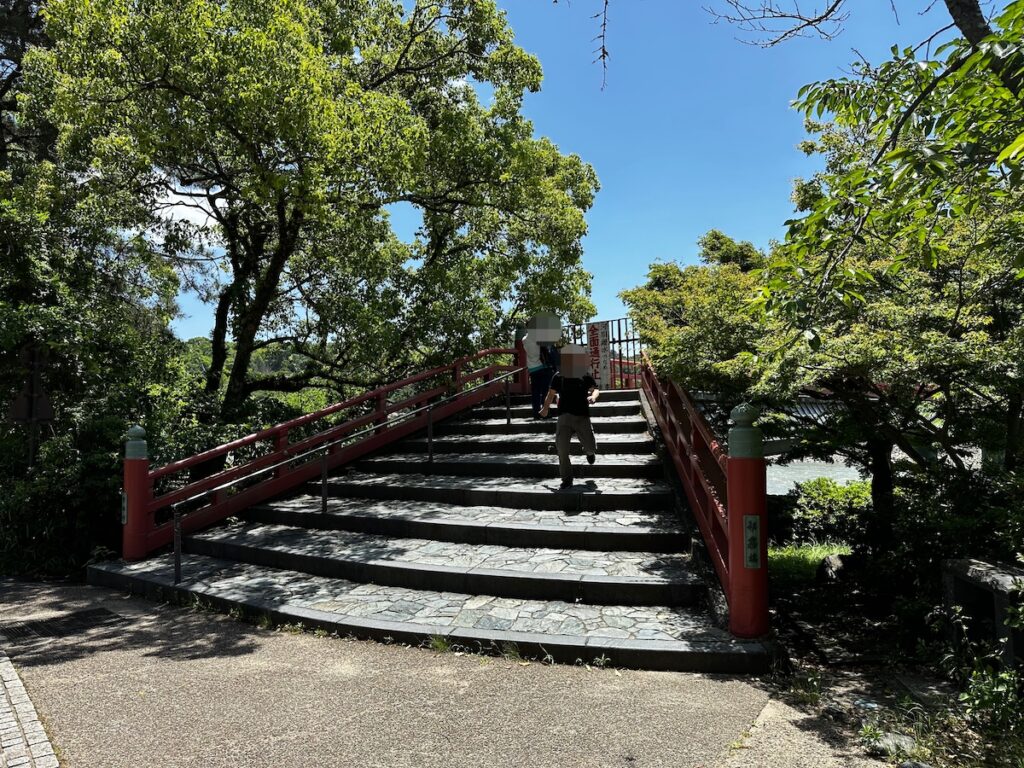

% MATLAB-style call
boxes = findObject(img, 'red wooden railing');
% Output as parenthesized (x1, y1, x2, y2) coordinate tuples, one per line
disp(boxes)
(639, 354, 768, 638)
(610, 357, 640, 389)
(123, 348, 527, 561)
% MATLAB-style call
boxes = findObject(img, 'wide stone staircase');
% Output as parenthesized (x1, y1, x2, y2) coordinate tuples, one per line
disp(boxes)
(89, 389, 769, 672)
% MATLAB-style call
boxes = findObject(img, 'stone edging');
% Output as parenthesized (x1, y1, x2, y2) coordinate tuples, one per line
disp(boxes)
(0, 652, 58, 768)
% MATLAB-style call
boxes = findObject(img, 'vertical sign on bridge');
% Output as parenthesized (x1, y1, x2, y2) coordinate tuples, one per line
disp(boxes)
(587, 321, 611, 389)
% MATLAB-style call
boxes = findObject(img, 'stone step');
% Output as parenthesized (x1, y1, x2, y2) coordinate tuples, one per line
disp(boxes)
(182, 522, 702, 606)
(315, 472, 673, 512)
(467, 402, 641, 420)
(503, 389, 641, 405)
(357, 452, 662, 480)
(433, 416, 650, 436)
(245, 496, 688, 553)
(87, 556, 770, 673)
(397, 432, 656, 455)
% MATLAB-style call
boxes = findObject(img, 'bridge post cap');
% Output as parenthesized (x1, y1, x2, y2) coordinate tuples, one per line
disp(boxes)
(728, 403, 763, 459)
(125, 425, 148, 460)
(729, 403, 760, 427)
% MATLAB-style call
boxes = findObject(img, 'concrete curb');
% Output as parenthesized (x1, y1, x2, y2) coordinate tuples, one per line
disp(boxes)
(0, 651, 58, 768)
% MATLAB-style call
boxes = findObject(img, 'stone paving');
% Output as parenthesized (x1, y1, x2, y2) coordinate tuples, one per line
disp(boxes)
(468, 402, 640, 419)
(332, 471, 671, 497)
(401, 431, 654, 449)
(94, 555, 731, 643)
(86, 388, 772, 672)
(261, 495, 684, 532)
(450, 415, 648, 430)
(0, 652, 58, 768)
(194, 522, 693, 580)
(361, 451, 660, 469)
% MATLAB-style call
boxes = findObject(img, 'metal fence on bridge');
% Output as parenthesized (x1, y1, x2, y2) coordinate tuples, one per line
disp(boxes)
(562, 317, 643, 390)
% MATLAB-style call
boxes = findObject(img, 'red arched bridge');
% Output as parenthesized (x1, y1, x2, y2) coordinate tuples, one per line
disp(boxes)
(99, 320, 770, 672)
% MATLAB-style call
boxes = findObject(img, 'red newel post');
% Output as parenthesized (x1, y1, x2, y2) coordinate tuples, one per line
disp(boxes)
(726, 403, 769, 638)
(122, 425, 152, 561)
(514, 337, 529, 394)
(274, 429, 289, 478)
(374, 392, 387, 435)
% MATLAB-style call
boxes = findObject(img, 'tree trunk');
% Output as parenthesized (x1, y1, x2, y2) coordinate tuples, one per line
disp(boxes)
(204, 286, 234, 400)
(1005, 391, 1024, 472)
(943, 0, 1022, 95)
(865, 438, 895, 556)
(217, 203, 303, 423)
(944, 0, 994, 46)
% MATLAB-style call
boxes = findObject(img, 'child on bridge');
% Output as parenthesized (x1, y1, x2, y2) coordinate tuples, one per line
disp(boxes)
(539, 344, 600, 489)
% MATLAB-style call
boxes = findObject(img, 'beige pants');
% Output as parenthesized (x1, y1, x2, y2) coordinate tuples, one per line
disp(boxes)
(555, 413, 597, 482)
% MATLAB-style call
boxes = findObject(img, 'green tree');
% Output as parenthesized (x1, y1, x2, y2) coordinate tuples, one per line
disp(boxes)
(1, 0, 196, 574)
(624, 214, 1024, 557)
(27, 0, 598, 424)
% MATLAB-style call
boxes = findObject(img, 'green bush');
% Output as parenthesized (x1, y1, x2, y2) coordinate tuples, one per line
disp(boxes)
(789, 477, 871, 544)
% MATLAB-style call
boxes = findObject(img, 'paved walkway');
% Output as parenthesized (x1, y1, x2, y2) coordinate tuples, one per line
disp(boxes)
(0, 580, 878, 768)
(1, 651, 58, 768)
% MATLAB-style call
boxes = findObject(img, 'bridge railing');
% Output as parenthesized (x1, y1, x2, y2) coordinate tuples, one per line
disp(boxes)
(639, 354, 768, 637)
(122, 347, 528, 561)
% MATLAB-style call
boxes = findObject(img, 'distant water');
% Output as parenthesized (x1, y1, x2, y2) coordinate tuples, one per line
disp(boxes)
(766, 458, 863, 496)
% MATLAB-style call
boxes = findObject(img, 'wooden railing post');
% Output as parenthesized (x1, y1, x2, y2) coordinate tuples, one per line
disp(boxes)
(274, 429, 289, 478)
(514, 338, 528, 394)
(374, 392, 387, 435)
(452, 358, 463, 392)
(726, 403, 769, 638)
(122, 425, 153, 562)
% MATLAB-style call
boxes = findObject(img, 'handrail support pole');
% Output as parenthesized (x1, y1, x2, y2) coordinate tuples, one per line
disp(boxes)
(173, 508, 182, 585)
(321, 452, 328, 514)
(505, 377, 511, 428)
(427, 407, 434, 464)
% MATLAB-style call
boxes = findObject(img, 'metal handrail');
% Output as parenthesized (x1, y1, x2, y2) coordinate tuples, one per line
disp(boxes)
(172, 365, 524, 582)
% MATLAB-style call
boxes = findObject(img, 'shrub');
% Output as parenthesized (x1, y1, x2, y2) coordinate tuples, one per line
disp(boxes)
(789, 477, 871, 544)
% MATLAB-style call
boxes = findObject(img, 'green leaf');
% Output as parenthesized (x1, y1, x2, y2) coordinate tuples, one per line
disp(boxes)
(997, 131, 1024, 164)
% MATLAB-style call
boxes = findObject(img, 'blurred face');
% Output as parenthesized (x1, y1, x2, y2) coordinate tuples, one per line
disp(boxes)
(526, 312, 562, 344)
(561, 349, 590, 378)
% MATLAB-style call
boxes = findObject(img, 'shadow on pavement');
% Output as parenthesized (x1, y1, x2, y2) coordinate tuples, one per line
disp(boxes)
(0, 579, 261, 667)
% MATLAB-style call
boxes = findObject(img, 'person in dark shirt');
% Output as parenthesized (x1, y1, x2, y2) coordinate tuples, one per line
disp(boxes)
(539, 345, 600, 489)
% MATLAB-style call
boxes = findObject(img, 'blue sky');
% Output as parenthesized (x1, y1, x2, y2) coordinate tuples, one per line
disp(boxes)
(171, 0, 947, 339)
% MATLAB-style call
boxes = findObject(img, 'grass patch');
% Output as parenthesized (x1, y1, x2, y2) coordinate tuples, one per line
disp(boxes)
(769, 542, 851, 585)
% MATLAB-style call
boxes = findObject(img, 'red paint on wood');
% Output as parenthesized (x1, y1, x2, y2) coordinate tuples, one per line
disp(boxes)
(124, 349, 518, 560)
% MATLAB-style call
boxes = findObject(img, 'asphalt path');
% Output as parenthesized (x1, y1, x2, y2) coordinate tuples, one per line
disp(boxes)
(0, 580, 873, 768)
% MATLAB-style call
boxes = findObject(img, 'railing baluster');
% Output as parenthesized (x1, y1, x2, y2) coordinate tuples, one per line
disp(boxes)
(321, 452, 328, 514)
(427, 407, 434, 464)
(274, 429, 289, 478)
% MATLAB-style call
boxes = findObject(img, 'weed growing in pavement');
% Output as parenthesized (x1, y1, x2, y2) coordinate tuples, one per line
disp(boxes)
(787, 668, 823, 705)
(428, 635, 452, 653)
(499, 641, 522, 661)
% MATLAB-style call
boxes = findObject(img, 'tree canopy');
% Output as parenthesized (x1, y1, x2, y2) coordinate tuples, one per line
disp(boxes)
(26, 0, 598, 423)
